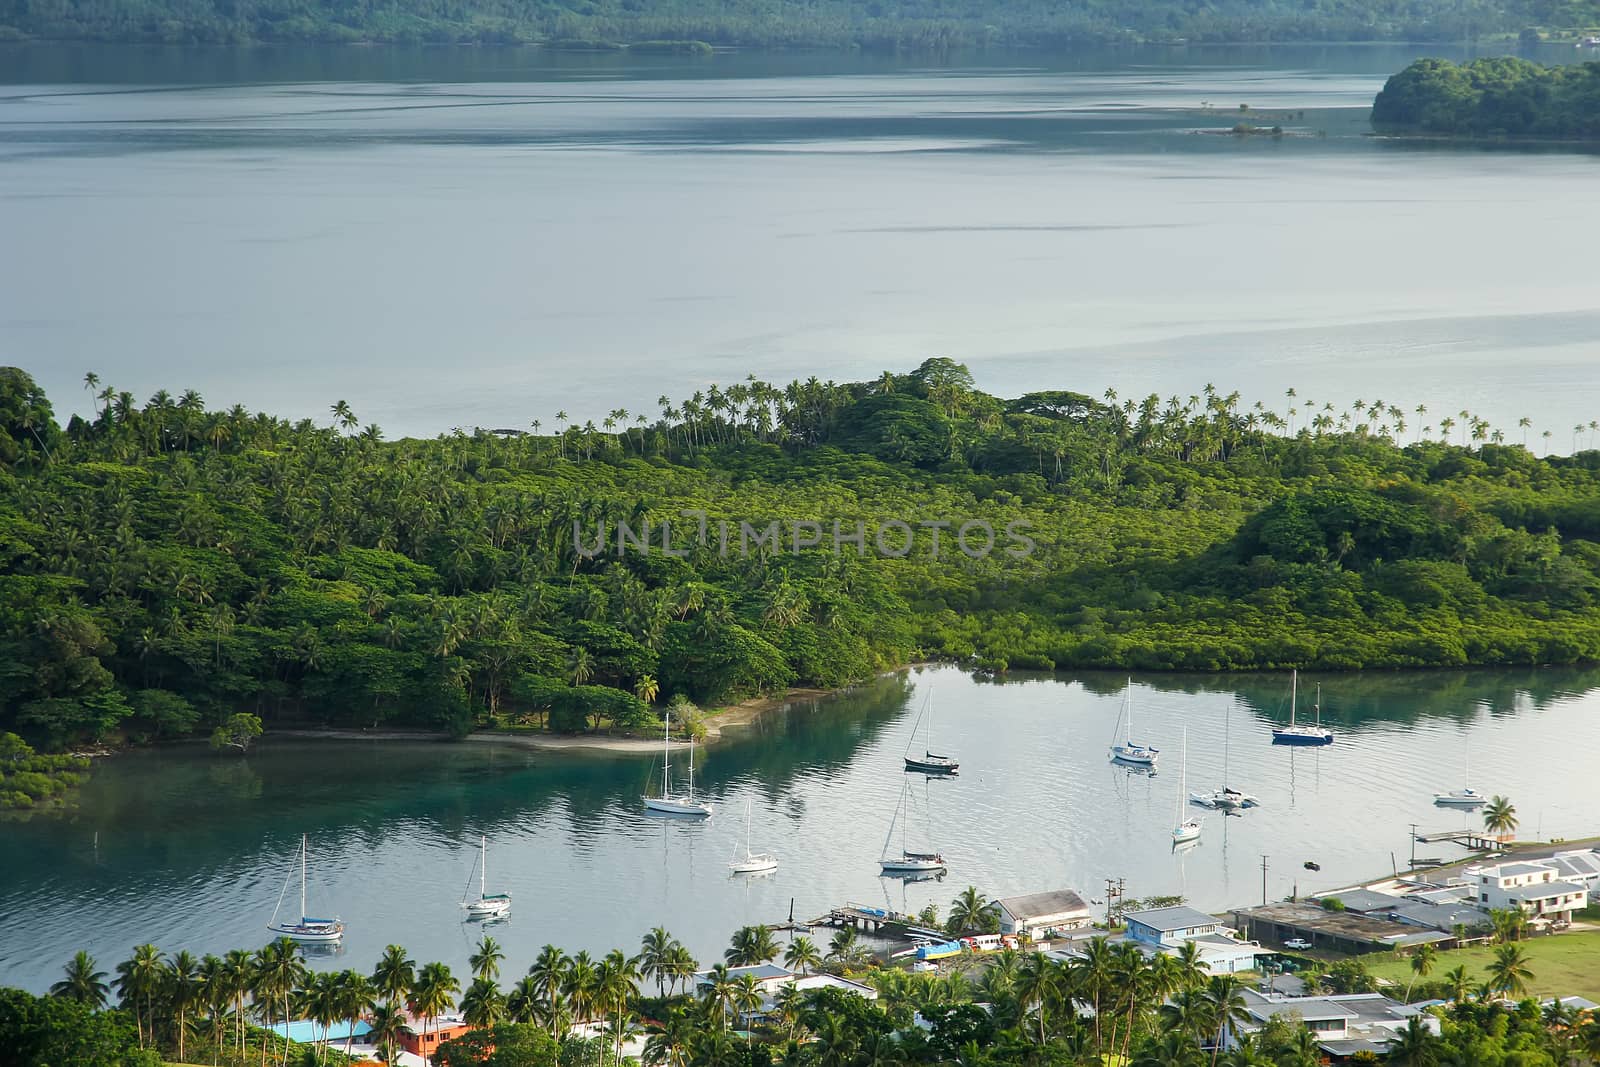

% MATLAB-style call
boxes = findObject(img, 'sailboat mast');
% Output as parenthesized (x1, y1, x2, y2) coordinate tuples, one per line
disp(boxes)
(1223, 700, 1231, 786)
(662, 712, 671, 795)
(480, 835, 487, 896)
(1177, 728, 1187, 823)
(1314, 683, 1322, 726)
(1290, 669, 1298, 726)
(300, 835, 307, 919)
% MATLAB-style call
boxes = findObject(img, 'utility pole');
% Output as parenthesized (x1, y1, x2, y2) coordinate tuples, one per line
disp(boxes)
(1260, 855, 1269, 906)
(1410, 823, 1418, 869)
(1103, 877, 1125, 926)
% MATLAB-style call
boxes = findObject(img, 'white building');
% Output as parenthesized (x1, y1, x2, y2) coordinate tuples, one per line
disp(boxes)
(989, 890, 1094, 939)
(1470, 861, 1588, 922)
(1235, 989, 1438, 1058)
(693, 964, 876, 1024)
(1122, 905, 1265, 975)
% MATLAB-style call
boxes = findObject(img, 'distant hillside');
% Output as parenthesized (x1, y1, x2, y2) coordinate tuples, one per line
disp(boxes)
(2, 0, 1597, 48)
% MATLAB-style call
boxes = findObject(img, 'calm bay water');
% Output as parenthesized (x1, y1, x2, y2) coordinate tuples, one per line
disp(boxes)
(3, 45, 1600, 441)
(2, 665, 1597, 992)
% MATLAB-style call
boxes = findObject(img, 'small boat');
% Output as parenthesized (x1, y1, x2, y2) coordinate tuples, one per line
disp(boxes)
(1189, 698, 1258, 809)
(643, 710, 713, 817)
(1109, 679, 1159, 766)
(267, 835, 345, 944)
(1434, 746, 1486, 807)
(1271, 672, 1333, 746)
(461, 836, 511, 919)
(1172, 728, 1202, 845)
(729, 799, 779, 874)
(903, 688, 958, 774)
(880, 779, 946, 874)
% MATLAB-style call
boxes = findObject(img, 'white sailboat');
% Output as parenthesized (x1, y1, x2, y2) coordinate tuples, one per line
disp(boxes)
(1272, 671, 1334, 745)
(1172, 728, 1202, 844)
(1190, 699, 1259, 810)
(461, 835, 512, 919)
(643, 710, 713, 817)
(267, 835, 345, 944)
(1109, 679, 1159, 766)
(903, 688, 959, 774)
(729, 798, 779, 874)
(1434, 746, 1487, 807)
(880, 779, 945, 874)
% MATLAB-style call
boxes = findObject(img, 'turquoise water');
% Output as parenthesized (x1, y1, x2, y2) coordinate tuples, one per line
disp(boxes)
(2, 665, 1596, 992)
(3, 45, 1600, 444)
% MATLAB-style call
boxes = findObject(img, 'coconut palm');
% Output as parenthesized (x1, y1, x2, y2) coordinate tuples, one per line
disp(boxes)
(1443, 965, 1472, 1004)
(1203, 974, 1251, 1067)
(639, 927, 679, 996)
(166, 950, 202, 1063)
(367, 1002, 406, 1066)
(725, 924, 780, 966)
(1407, 943, 1437, 1002)
(1392, 1015, 1440, 1067)
(562, 950, 601, 1026)
(946, 886, 990, 933)
(300, 970, 342, 1066)
(700, 963, 736, 1030)
(1487, 944, 1534, 997)
(528, 944, 569, 1034)
(221, 948, 254, 1056)
(333, 969, 375, 1058)
(1483, 796, 1518, 840)
(410, 961, 461, 1067)
(783, 937, 822, 976)
(51, 950, 109, 1008)
(371, 944, 416, 1010)
(461, 975, 507, 1029)
(469, 936, 504, 983)
(252, 938, 306, 1067)
(114, 943, 165, 1047)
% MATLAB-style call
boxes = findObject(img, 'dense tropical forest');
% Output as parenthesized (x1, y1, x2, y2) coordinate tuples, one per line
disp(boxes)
(12, 878, 1600, 1067)
(3, 361, 1600, 769)
(1, 0, 1597, 48)
(1372, 57, 1600, 138)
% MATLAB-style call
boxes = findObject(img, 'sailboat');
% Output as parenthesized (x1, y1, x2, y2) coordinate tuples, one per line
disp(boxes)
(1109, 679, 1159, 766)
(1190, 698, 1259, 810)
(1271, 671, 1334, 745)
(903, 688, 959, 774)
(643, 710, 713, 817)
(1434, 746, 1487, 807)
(267, 835, 345, 944)
(880, 779, 946, 874)
(729, 798, 779, 874)
(1172, 728, 1202, 845)
(461, 836, 512, 919)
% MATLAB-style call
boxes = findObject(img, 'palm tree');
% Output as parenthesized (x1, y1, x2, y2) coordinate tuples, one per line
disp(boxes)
(410, 961, 461, 1067)
(372, 944, 416, 1011)
(252, 938, 306, 1067)
(367, 1002, 407, 1066)
(947, 886, 990, 933)
(222, 948, 255, 1056)
(167, 950, 202, 1063)
(1407, 943, 1437, 1002)
(333, 969, 374, 1059)
(300, 970, 342, 1066)
(528, 944, 569, 1035)
(562, 950, 600, 1026)
(461, 975, 507, 1029)
(1487, 944, 1534, 997)
(700, 962, 736, 1030)
(1484, 796, 1518, 840)
(1443, 965, 1472, 1004)
(115, 943, 165, 1047)
(51, 951, 109, 1007)
(783, 937, 822, 976)
(1203, 974, 1251, 1067)
(470, 936, 505, 983)
(639, 927, 678, 996)
(725, 924, 780, 966)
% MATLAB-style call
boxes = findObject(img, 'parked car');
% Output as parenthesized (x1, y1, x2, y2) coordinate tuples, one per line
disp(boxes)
(1283, 938, 1312, 951)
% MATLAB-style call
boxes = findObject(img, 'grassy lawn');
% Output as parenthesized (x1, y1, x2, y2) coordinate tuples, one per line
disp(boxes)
(1362, 930, 1600, 1000)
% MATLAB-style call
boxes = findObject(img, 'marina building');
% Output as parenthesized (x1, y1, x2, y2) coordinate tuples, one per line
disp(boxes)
(988, 889, 1095, 939)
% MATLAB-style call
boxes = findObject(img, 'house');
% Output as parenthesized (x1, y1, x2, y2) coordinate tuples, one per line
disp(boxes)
(696, 964, 877, 1025)
(1233, 989, 1437, 1060)
(693, 963, 795, 994)
(989, 889, 1094, 939)
(397, 1012, 474, 1059)
(1123, 905, 1225, 947)
(1470, 861, 1587, 922)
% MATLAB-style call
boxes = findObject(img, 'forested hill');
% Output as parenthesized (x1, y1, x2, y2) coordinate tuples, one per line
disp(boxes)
(0, 0, 1593, 48)
(3, 361, 1600, 760)
(1373, 57, 1600, 139)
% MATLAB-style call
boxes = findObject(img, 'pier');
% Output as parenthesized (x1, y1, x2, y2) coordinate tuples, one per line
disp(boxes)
(807, 903, 946, 942)
(1413, 828, 1501, 851)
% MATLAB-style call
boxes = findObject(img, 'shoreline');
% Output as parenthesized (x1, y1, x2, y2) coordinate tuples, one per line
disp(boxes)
(266, 677, 874, 756)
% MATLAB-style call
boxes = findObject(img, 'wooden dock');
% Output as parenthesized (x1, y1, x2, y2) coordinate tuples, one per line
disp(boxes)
(1414, 828, 1500, 851)
(806, 903, 946, 942)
